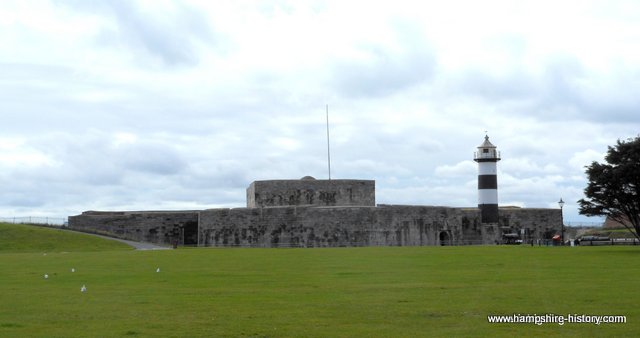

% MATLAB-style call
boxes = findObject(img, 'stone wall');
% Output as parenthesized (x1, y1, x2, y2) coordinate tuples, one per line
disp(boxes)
(246, 179, 375, 208)
(499, 207, 563, 242)
(198, 205, 495, 247)
(67, 206, 562, 248)
(68, 211, 199, 245)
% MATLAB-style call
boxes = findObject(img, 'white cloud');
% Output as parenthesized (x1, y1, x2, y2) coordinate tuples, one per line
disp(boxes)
(0, 0, 638, 223)
(434, 161, 476, 178)
(569, 149, 605, 171)
(0, 138, 55, 168)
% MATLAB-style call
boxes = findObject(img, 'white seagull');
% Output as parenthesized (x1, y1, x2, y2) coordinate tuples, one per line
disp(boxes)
(80, 285, 86, 292)
(156, 268, 160, 273)
(44, 274, 48, 279)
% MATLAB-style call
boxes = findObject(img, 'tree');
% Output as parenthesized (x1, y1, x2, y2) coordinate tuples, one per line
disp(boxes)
(578, 136, 640, 240)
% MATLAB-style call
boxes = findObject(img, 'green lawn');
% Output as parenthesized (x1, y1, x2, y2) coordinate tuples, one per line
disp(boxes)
(0, 223, 637, 337)
(0, 222, 131, 253)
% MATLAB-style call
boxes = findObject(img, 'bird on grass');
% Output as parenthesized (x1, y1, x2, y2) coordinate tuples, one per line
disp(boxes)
(80, 285, 86, 292)
(156, 268, 160, 273)
(44, 274, 48, 279)
(71, 268, 75, 273)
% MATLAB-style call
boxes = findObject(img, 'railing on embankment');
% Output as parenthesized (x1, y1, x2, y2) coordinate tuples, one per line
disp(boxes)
(578, 238, 639, 246)
(0, 216, 67, 227)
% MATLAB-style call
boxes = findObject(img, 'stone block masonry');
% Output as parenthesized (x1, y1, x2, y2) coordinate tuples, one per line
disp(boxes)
(247, 178, 375, 208)
(198, 205, 493, 247)
(500, 207, 563, 243)
(68, 206, 561, 247)
(68, 211, 199, 246)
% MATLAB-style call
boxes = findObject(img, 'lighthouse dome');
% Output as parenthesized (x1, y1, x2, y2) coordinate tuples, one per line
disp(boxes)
(478, 135, 496, 148)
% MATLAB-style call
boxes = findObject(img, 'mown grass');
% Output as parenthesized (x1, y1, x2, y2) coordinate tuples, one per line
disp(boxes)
(0, 223, 638, 337)
(0, 223, 131, 253)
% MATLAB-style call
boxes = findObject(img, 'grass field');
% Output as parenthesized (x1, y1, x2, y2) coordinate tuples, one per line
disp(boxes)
(0, 222, 131, 253)
(0, 223, 638, 337)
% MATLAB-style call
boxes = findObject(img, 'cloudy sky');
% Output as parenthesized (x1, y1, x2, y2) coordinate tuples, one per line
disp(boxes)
(1, 0, 639, 223)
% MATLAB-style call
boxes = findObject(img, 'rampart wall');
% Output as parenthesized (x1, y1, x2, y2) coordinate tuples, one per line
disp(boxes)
(68, 206, 561, 247)
(198, 206, 561, 247)
(68, 211, 199, 245)
(198, 205, 488, 247)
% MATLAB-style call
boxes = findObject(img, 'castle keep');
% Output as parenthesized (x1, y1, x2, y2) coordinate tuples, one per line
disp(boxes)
(68, 136, 563, 247)
(246, 178, 375, 208)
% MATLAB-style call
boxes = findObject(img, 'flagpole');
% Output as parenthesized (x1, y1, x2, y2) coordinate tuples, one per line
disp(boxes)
(326, 104, 331, 180)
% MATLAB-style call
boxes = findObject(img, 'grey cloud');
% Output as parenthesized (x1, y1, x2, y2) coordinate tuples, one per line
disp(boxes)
(1, 184, 48, 208)
(332, 46, 435, 98)
(0, 132, 201, 213)
(257, 0, 295, 17)
(535, 59, 640, 124)
(576, 73, 640, 124)
(26, 132, 188, 185)
(0, 63, 73, 81)
(445, 54, 640, 125)
(185, 160, 251, 190)
(55, 0, 215, 66)
(7, 197, 46, 208)
(442, 55, 583, 106)
(534, 55, 587, 116)
(331, 20, 436, 98)
(0, 64, 153, 135)
(451, 70, 535, 102)
(120, 142, 186, 175)
(417, 140, 444, 153)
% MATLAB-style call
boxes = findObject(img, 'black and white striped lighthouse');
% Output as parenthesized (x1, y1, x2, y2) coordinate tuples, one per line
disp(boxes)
(474, 135, 501, 223)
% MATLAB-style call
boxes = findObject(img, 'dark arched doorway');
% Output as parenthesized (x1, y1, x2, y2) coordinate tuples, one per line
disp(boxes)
(439, 231, 451, 246)
(182, 221, 198, 246)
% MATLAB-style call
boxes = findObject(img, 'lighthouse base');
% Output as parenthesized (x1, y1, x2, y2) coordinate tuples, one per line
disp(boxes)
(479, 204, 499, 223)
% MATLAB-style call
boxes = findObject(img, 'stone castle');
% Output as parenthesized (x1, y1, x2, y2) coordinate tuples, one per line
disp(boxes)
(68, 137, 562, 247)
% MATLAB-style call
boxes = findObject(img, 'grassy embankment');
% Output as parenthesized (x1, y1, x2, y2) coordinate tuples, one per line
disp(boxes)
(582, 227, 638, 239)
(0, 222, 132, 253)
(0, 222, 638, 337)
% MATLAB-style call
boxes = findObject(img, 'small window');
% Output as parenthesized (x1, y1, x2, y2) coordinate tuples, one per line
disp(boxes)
(483, 149, 489, 153)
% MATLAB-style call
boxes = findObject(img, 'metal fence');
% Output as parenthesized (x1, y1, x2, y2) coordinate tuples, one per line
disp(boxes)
(564, 222, 604, 227)
(579, 238, 640, 246)
(0, 216, 67, 226)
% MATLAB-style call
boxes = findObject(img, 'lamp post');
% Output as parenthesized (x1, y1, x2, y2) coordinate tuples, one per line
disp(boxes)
(558, 198, 565, 246)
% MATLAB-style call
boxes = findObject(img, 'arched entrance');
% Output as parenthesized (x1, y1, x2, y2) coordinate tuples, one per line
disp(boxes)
(182, 221, 198, 246)
(439, 231, 451, 246)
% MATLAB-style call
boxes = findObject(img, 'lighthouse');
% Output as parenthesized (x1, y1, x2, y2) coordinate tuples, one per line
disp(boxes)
(474, 135, 501, 223)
